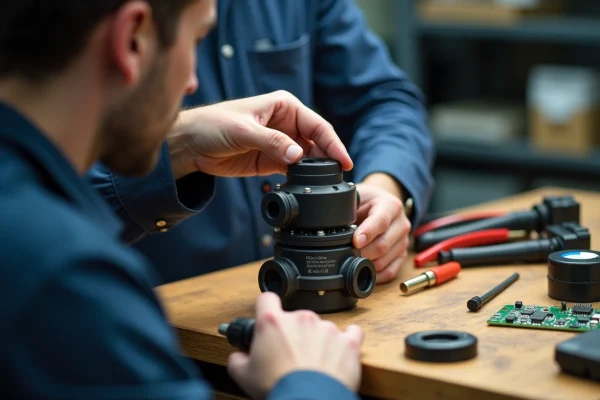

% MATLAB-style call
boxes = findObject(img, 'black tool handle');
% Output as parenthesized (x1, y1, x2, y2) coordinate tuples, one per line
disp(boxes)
(438, 239, 556, 267)
(415, 210, 539, 251)
(219, 317, 255, 352)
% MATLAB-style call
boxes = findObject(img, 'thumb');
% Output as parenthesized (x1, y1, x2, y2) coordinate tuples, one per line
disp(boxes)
(240, 125, 305, 165)
(227, 351, 251, 384)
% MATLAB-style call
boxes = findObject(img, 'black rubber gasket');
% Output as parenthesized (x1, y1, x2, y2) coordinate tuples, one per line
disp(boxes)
(405, 330, 478, 363)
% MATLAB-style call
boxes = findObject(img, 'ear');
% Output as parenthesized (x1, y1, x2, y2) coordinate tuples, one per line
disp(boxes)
(109, 1, 159, 86)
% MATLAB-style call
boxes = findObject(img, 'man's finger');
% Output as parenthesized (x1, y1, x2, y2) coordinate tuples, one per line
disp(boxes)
(353, 205, 393, 249)
(370, 238, 407, 272)
(236, 125, 305, 165)
(255, 291, 283, 318)
(227, 352, 251, 386)
(342, 324, 365, 350)
(363, 219, 409, 264)
(376, 255, 405, 284)
(298, 118, 353, 171)
(267, 91, 353, 171)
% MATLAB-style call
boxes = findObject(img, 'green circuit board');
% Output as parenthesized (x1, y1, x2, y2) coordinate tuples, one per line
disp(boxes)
(487, 303, 600, 332)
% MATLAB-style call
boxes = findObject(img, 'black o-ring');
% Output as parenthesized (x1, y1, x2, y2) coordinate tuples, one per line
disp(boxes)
(405, 330, 478, 363)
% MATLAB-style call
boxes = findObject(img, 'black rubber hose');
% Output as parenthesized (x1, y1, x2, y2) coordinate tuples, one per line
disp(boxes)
(415, 210, 539, 251)
(438, 239, 558, 267)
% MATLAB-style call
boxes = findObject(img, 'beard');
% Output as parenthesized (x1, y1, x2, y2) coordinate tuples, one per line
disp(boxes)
(99, 53, 180, 177)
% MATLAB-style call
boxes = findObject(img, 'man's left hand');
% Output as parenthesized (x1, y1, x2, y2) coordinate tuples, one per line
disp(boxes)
(353, 182, 411, 284)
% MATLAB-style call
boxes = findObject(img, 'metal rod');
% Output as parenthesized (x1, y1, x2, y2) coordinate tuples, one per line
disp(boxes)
(467, 272, 520, 311)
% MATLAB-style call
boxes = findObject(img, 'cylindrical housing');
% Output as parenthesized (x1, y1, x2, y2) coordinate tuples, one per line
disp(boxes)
(258, 236, 376, 313)
(257, 158, 376, 313)
(547, 249, 600, 302)
(261, 158, 357, 229)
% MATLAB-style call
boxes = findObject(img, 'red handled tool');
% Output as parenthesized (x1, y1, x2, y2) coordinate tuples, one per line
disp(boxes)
(413, 196, 580, 252)
(400, 262, 461, 295)
(414, 211, 505, 237)
(414, 228, 527, 268)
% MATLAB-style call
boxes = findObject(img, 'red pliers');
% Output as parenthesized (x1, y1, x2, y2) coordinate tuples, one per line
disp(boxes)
(413, 211, 526, 268)
(413, 210, 505, 237)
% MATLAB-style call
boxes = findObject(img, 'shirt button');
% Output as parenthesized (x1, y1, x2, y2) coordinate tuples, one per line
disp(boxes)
(221, 44, 235, 58)
(159, 228, 168, 233)
(262, 181, 272, 193)
(404, 198, 414, 218)
(262, 234, 273, 247)
(156, 220, 167, 228)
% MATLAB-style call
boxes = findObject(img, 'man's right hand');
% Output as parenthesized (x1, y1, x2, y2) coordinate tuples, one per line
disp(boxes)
(227, 292, 364, 399)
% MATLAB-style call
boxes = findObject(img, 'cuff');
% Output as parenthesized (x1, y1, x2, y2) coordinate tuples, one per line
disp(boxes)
(267, 371, 359, 400)
(353, 146, 434, 230)
(111, 142, 215, 237)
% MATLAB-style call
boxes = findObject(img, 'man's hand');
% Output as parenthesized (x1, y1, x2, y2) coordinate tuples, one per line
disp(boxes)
(168, 90, 353, 180)
(353, 178, 411, 284)
(227, 292, 364, 400)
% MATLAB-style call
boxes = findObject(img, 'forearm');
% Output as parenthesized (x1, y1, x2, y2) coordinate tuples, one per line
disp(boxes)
(313, 0, 434, 227)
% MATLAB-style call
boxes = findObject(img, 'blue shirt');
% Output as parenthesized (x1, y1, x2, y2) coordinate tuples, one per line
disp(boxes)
(89, 0, 435, 284)
(0, 101, 359, 399)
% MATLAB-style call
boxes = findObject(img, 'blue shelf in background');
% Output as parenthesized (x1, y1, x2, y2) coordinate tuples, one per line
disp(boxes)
(417, 17, 600, 44)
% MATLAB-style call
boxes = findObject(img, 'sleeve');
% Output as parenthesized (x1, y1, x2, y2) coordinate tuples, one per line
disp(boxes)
(15, 257, 213, 400)
(313, 0, 435, 227)
(268, 371, 360, 400)
(87, 141, 215, 244)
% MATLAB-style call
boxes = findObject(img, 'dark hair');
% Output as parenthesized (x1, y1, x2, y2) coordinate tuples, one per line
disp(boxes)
(0, 0, 195, 81)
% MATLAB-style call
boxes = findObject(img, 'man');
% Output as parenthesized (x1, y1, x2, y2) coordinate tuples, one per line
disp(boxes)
(90, 0, 435, 284)
(0, 1, 364, 399)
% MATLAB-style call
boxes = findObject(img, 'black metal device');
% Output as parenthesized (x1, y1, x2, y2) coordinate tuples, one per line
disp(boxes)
(555, 328, 600, 382)
(258, 158, 376, 313)
(438, 222, 591, 267)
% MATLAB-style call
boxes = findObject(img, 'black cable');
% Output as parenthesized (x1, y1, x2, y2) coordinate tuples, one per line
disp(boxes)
(467, 273, 520, 312)
(415, 211, 539, 251)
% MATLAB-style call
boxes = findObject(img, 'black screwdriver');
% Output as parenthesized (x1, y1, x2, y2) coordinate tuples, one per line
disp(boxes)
(467, 272, 520, 312)
(218, 317, 255, 352)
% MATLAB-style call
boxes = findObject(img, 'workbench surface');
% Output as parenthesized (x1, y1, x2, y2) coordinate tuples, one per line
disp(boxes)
(157, 187, 600, 400)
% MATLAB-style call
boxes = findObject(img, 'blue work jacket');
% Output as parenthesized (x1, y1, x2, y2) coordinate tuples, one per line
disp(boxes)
(0, 101, 359, 399)
(89, 0, 435, 284)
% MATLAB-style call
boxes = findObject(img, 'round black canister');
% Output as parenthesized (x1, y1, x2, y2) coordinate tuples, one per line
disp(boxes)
(547, 250, 600, 302)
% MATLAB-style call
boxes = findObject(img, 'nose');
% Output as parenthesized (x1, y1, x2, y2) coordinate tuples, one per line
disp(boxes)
(185, 72, 198, 95)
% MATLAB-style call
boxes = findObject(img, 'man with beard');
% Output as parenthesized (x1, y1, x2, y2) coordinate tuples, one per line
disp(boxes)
(0, 1, 364, 399)
(90, 0, 435, 285)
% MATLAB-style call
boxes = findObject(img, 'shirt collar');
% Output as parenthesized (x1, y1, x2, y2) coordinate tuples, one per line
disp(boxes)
(0, 101, 122, 237)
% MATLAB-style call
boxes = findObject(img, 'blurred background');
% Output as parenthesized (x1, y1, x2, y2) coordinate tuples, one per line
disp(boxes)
(355, 0, 600, 215)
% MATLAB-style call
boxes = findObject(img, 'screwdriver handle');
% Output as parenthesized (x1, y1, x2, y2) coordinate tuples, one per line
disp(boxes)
(218, 317, 255, 352)
(430, 262, 462, 285)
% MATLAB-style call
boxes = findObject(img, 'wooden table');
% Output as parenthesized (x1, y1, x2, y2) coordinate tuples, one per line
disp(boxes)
(157, 187, 600, 400)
